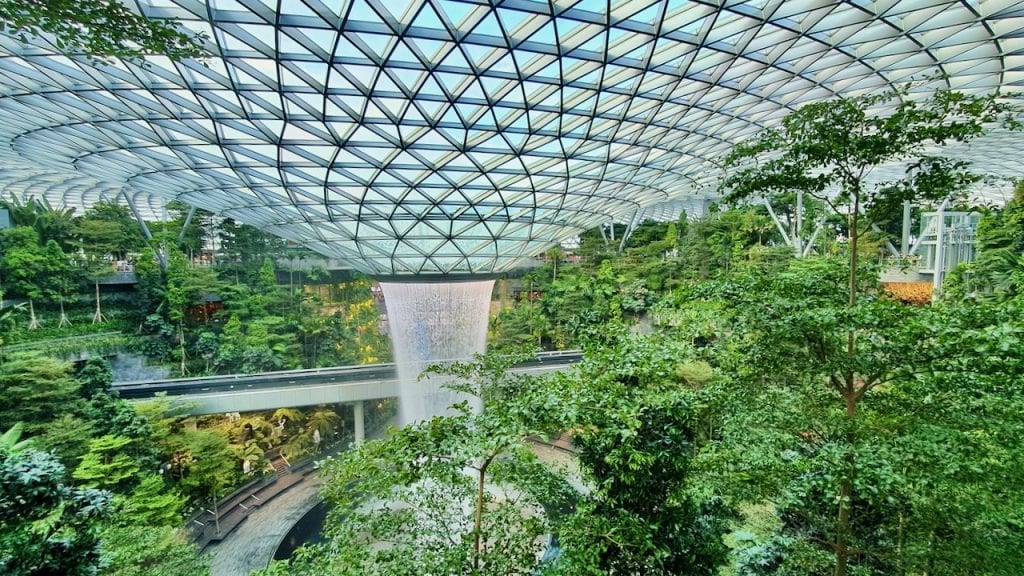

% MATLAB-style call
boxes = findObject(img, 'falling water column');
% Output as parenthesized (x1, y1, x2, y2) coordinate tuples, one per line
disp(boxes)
(379, 280, 495, 426)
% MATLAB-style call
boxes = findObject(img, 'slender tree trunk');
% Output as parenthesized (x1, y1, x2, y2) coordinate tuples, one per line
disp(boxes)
(92, 280, 106, 324)
(58, 296, 71, 328)
(849, 194, 860, 307)
(474, 452, 498, 572)
(213, 495, 221, 535)
(835, 193, 862, 576)
(27, 299, 39, 329)
(836, 390, 857, 576)
(179, 321, 188, 375)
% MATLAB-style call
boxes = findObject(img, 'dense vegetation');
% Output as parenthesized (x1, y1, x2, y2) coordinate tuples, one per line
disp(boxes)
(262, 88, 1023, 576)
(0, 198, 389, 373)
(3, 86, 1023, 576)
(0, 200, 392, 575)
(256, 200, 1023, 575)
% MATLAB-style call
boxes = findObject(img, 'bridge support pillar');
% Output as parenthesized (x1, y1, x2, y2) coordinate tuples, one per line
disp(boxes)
(353, 400, 365, 445)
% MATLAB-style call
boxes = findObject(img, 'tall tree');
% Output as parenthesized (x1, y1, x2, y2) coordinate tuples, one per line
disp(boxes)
(41, 239, 80, 328)
(259, 354, 575, 576)
(718, 87, 1019, 576)
(689, 257, 1024, 576)
(0, 227, 47, 328)
(551, 333, 733, 576)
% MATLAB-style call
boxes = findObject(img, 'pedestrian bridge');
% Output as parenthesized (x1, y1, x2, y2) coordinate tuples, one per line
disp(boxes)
(113, 350, 582, 416)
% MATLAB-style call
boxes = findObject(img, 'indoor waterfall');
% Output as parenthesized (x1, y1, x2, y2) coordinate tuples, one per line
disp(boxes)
(379, 280, 495, 425)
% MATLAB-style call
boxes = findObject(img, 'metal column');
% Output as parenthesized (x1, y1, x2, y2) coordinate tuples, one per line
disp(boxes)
(353, 400, 365, 445)
(901, 200, 912, 256)
(121, 189, 167, 271)
(932, 199, 950, 300)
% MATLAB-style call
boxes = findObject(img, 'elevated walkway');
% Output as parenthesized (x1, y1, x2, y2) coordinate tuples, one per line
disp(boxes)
(113, 350, 581, 415)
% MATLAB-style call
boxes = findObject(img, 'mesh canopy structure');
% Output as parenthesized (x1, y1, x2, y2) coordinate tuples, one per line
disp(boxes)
(0, 0, 1023, 275)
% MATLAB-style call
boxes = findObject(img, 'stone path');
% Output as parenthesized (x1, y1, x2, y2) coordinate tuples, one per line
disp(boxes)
(206, 473, 324, 576)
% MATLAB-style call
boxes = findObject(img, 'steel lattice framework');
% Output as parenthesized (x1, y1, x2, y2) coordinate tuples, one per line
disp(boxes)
(1, 0, 1023, 275)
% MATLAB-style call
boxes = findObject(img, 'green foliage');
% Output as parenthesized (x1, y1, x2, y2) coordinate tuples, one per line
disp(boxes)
(0, 423, 32, 454)
(73, 201, 145, 261)
(0, 354, 81, 435)
(113, 475, 183, 527)
(717, 86, 1020, 576)
(0, 0, 207, 61)
(688, 257, 1024, 575)
(218, 218, 286, 266)
(0, 448, 112, 576)
(99, 525, 208, 576)
(76, 357, 113, 398)
(0, 198, 76, 250)
(948, 181, 1024, 300)
(72, 435, 141, 490)
(721, 88, 1018, 214)
(550, 334, 733, 575)
(263, 355, 574, 576)
(36, 414, 94, 470)
(0, 227, 47, 300)
(171, 429, 238, 505)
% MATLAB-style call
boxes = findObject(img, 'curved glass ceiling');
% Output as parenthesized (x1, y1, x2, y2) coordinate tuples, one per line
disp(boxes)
(0, 0, 1023, 275)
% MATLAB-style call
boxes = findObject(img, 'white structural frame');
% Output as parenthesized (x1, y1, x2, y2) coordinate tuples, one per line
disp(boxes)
(0, 0, 1022, 275)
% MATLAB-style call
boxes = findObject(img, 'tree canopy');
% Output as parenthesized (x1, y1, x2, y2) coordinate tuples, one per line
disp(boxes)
(0, 0, 207, 61)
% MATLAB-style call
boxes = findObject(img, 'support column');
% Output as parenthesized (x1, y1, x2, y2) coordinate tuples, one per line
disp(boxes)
(795, 191, 803, 257)
(932, 199, 949, 301)
(802, 218, 825, 257)
(619, 207, 645, 252)
(121, 189, 167, 271)
(353, 400, 365, 445)
(178, 205, 197, 241)
(900, 200, 912, 256)
(763, 198, 792, 249)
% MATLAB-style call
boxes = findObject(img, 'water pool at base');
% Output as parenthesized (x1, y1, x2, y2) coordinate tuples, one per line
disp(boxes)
(273, 500, 331, 561)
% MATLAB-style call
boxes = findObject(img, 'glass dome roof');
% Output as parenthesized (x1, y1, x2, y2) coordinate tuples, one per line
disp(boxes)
(0, 0, 1022, 275)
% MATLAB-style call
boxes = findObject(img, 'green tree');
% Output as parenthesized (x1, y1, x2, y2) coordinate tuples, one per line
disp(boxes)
(35, 414, 94, 471)
(218, 218, 286, 268)
(99, 525, 209, 576)
(41, 239, 81, 328)
(74, 201, 145, 259)
(260, 354, 575, 576)
(74, 200, 146, 323)
(1, 197, 76, 250)
(0, 0, 206, 61)
(72, 435, 141, 490)
(689, 257, 1024, 576)
(76, 357, 113, 399)
(0, 227, 47, 329)
(545, 245, 565, 281)
(0, 354, 80, 435)
(173, 430, 236, 535)
(550, 333, 733, 576)
(114, 475, 183, 527)
(718, 88, 1019, 576)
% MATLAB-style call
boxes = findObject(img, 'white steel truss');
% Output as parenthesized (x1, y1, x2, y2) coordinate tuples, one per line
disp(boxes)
(0, 0, 1023, 275)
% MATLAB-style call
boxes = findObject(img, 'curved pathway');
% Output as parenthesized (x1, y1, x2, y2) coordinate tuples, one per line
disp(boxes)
(206, 474, 324, 576)
(205, 422, 577, 575)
